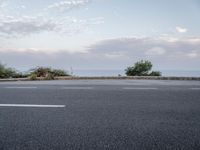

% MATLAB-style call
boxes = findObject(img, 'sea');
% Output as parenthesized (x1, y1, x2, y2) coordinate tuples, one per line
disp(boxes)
(73, 69, 200, 77)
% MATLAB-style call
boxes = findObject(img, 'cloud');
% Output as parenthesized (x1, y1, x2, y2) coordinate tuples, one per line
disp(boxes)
(0, 0, 7, 9)
(47, 0, 90, 12)
(1, 36, 199, 61)
(0, 36, 200, 71)
(0, 49, 128, 71)
(176, 26, 188, 33)
(0, 15, 57, 37)
(187, 51, 198, 58)
(88, 36, 200, 60)
(0, 47, 87, 54)
(0, 0, 103, 38)
(0, 0, 5, 5)
(145, 47, 166, 56)
(0, 15, 104, 37)
(104, 52, 127, 59)
(57, 16, 104, 34)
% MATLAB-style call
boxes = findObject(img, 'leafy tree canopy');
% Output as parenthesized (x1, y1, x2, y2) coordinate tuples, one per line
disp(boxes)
(125, 60, 161, 76)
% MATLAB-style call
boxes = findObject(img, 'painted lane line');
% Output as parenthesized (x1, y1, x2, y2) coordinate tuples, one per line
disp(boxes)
(189, 88, 200, 90)
(123, 87, 158, 90)
(0, 104, 66, 108)
(5, 87, 37, 89)
(62, 87, 93, 90)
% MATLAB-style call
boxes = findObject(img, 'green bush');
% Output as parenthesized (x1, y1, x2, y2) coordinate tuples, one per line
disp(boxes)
(0, 63, 18, 78)
(29, 66, 70, 80)
(0, 63, 70, 79)
(29, 74, 37, 80)
(52, 69, 69, 77)
(125, 60, 161, 76)
(12, 72, 29, 78)
(30, 67, 51, 77)
(44, 73, 55, 80)
(149, 71, 162, 76)
(125, 60, 152, 76)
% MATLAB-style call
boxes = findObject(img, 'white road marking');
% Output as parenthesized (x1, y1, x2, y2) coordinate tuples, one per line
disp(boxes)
(62, 87, 93, 90)
(0, 104, 66, 108)
(5, 87, 37, 89)
(189, 88, 200, 90)
(123, 87, 158, 90)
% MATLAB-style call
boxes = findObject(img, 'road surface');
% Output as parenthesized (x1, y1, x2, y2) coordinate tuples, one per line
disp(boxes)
(0, 80, 200, 150)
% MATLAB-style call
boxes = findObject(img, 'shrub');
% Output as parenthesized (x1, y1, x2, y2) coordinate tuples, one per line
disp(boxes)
(29, 66, 70, 80)
(29, 74, 37, 80)
(125, 60, 153, 76)
(125, 60, 161, 76)
(0, 63, 18, 78)
(0, 63, 70, 79)
(30, 67, 51, 77)
(12, 72, 29, 78)
(52, 69, 69, 77)
(149, 71, 162, 76)
(44, 73, 55, 80)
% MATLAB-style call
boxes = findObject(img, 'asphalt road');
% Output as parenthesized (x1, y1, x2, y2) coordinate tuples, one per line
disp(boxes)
(0, 80, 200, 150)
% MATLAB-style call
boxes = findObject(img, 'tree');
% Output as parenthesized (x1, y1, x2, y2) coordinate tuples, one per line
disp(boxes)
(125, 60, 161, 76)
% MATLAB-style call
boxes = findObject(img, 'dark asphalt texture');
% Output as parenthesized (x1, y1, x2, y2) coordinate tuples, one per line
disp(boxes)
(0, 80, 200, 150)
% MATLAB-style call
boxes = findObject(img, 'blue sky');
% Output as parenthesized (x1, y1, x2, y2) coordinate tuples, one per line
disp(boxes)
(0, 0, 200, 73)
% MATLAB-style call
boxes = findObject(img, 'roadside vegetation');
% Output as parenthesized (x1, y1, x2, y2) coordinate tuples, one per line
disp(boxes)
(0, 63, 70, 80)
(29, 67, 70, 80)
(125, 60, 161, 76)
(0, 63, 27, 78)
(0, 60, 161, 80)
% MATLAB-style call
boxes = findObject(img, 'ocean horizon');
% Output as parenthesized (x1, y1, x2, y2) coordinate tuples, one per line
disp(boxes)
(17, 67, 200, 77)
(73, 69, 200, 77)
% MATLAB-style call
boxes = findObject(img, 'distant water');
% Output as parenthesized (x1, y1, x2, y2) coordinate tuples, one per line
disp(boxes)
(73, 69, 200, 77)
(161, 70, 200, 77)
(73, 69, 125, 77)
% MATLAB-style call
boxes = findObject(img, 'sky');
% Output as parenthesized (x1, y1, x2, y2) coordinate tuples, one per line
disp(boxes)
(0, 0, 200, 74)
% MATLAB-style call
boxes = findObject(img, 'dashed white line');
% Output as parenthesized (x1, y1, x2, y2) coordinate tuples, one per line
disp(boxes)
(189, 88, 200, 90)
(0, 104, 66, 108)
(62, 87, 93, 90)
(5, 87, 37, 89)
(123, 87, 158, 90)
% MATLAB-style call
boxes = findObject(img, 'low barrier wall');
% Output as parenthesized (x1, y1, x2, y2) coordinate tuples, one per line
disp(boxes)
(0, 76, 200, 82)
